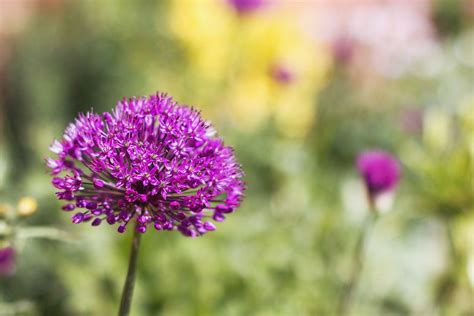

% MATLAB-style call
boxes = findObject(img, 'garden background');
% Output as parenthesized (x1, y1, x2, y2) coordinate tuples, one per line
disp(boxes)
(0, 0, 473, 315)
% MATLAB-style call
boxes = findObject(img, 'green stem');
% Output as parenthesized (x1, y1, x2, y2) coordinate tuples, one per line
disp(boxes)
(445, 220, 459, 265)
(118, 227, 142, 316)
(337, 212, 378, 316)
(436, 219, 462, 315)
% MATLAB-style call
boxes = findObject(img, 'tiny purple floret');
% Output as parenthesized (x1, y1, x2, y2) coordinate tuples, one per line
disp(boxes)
(356, 150, 401, 196)
(47, 93, 245, 236)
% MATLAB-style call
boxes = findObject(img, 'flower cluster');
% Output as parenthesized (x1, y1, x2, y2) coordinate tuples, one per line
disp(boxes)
(47, 93, 244, 236)
(356, 150, 400, 197)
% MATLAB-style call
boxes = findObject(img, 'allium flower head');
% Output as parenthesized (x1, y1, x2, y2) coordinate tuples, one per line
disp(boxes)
(0, 247, 15, 277)
(47, 93, 244, 236)
(356, 150, 401, 196)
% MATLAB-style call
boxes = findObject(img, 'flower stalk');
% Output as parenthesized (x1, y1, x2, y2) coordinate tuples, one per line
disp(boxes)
(337, 210, 378, 316)
(118, 227, 142, 316)
(338, 149, 400, 315)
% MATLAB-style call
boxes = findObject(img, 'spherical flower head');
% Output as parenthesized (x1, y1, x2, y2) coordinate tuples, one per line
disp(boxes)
(47, 93, 245, 237)
(356, 150, 401, 197)
(227, 0, 265, 15)
(0, 247, 15, 277)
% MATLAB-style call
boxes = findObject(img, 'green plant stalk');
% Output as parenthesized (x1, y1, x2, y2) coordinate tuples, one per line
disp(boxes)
(436, 218, 466, 315)
(337, 207, 378, 316)
(118, 227, 142, 316)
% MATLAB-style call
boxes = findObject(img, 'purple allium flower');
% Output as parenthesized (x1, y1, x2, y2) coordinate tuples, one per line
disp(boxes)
(0, 247, 15, 277)
(227, 0, 265, 15)
(47, 93, 244, 236)
(356, 150, 401, 197)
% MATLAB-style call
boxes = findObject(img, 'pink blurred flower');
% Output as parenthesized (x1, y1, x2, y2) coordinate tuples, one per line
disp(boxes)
(226, 0, 266, 15)
(270, 64, 295, 84)
(399, 107, 424, 135)
(357, 150, 401, 198)
(331, 36, 355, 65)
(0, 247, 15, 277)
(297, 0, 439, 76)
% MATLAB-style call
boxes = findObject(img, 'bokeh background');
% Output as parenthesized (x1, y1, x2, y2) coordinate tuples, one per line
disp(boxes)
(0, 0, 473, 315)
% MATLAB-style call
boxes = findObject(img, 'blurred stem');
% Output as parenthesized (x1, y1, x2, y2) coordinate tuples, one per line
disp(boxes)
(0, 301, 36, 314)
(118, 227, 142, 316)
(338, 211, 378, 316)
(445, 220, 459, 264)
(435, 219, 462, 314)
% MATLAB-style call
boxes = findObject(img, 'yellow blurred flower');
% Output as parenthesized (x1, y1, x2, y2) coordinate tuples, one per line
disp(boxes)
(16, 197, 38, 217)
(169, 0, 332, 138)
(169, 0, 233, 81)
(227, 74, 271, 130)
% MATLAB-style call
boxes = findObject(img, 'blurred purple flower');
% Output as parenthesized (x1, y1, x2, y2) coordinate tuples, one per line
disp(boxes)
(270, 64, 294, 84)
(356, 150, 401, 197)
(399, 107, 423, 135)
(47, 93, 245, 237)
(227, 0, 265, 15)
(0, 247, 15, 277)
(332, 36, 354, 65)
